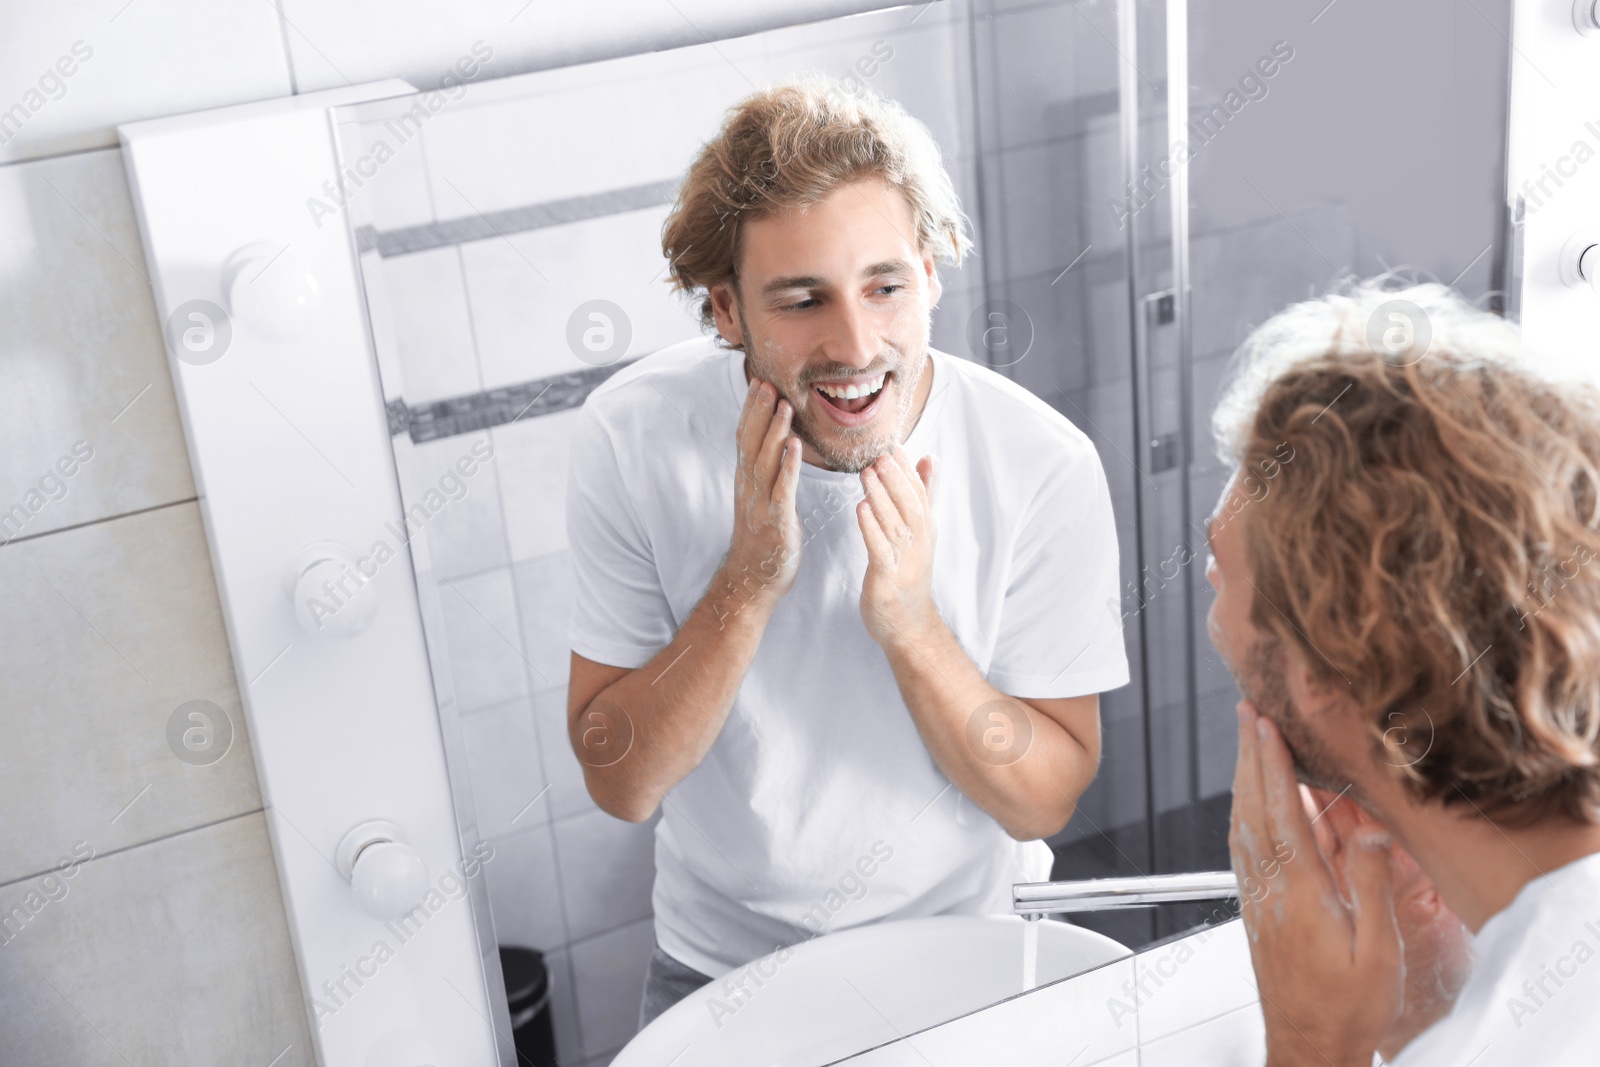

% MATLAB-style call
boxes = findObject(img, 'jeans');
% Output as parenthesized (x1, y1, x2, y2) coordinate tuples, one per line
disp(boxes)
(637, 940, 714, 1033)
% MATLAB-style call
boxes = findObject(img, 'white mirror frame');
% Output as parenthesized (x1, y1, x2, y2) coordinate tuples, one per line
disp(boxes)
(1505, 0, 1600, 359)
(120, 83, 512, 1067)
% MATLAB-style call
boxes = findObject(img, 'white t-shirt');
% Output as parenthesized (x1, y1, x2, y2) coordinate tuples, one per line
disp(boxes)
(565, 334, 1130, 976)
(1390, 851, 1600, 1066)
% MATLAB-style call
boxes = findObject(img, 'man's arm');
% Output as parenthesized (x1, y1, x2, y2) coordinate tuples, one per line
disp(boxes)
(568, 378, 803, 821)
(854, 446, 1101, 840)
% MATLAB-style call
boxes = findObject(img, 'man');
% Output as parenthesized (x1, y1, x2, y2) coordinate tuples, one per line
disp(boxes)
(1208, 282, 1600, 1064)
(563, 80, 1128, 1028)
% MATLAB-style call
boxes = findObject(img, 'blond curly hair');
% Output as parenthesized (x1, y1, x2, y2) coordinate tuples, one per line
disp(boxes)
(661, 77, 971, 335)
(1214, 281, 1600, 825)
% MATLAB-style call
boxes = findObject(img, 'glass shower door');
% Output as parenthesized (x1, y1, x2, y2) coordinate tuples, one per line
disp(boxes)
(1091, 0, 1512, 945)
(964, 0, 1239, 947)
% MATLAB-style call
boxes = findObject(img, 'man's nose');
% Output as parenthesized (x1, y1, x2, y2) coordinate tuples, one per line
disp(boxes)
(822, 301, 880, 370)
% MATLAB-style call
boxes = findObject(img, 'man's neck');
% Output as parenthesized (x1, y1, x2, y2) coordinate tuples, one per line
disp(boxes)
(1382, 797, 1600, 932)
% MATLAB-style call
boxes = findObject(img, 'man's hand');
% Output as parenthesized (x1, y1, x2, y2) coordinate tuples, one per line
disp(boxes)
(856, 446, 939, 647)
(722, 378, 803, 616)
(1230, 700, 1404, 1067)
(1300, 785, 1472, 1061)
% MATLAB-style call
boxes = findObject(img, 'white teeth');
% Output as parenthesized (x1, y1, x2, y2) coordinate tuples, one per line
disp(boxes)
(817, 374, 885, 400)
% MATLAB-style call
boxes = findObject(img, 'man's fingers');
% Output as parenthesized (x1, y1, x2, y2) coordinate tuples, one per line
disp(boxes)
(736, 380, 776, 490)
(917, 454, 937, 502)
(888, 446, 925, 504)
(872, 452, 924, 528)
(857, 497, 892, 564)
(1342, 825, 1401, 975)
(735, 375, 764, 443)
(771, 435, 800, 511)
(1230, 701, 1270, 900)
(1255, 715, 1320, 862)
(753, 398, 793, 496)
(1302, 785, 1343, 884)
(1232, 702, 1267, 839)
(861, 467, 906, 542)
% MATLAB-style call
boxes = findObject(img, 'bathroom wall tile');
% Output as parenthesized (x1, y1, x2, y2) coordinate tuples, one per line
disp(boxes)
(0, 501, 262, 883)
(1190, 205, 1359, 359)
(1080, 110, 1173, 255)
(278, 1, 891, 94)
(1190, 350, 1235, 474)
(438, 564, 530, 712)
(1067, 714, 1147, 852)
(0, 812, 311, 1066)
(547, 946, 583, 1067)
(484, 822, 567, 952)
(871, 16, 969, 163)
(408, 430, 509, 582)
(457, 208, 700, 392)
(1080, 377, 1137, 482)
(394, 4, 958, 222)
(418, 70, 723, 219)
(493, 411, 580, 567)
(534, 685, 596, 822)
(344, 114, 438, 233)
(0, 0, 290, 164)
(1196, 687, 1242, 800)
(1085, 274, 1134, 392)
(929, 281, 983, 362)
(375, 246, 482, 405)
(757, 7, 970, 165)
(0, 149, 195, 542)
(995, 136, 1092, 284)
(512, 548, 578, 690)
(461, 697, 548, 839)
(991, 268, 1096, 403)
(1133, 919, 1258, 1045)
(555, 808, 657, 944)
(1139, 1002, 1265, 1067)
(570, 916, 656, 1060)
(983, 0, 1119, 151)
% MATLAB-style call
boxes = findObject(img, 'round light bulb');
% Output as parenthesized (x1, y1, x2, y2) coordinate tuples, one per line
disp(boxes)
(222, 242, 322, 341)
(350, 840, 429, 920)
(1576, 0, 1600, 35)
(1582, 244, 1600, 300)
(288, 542, 379, 639)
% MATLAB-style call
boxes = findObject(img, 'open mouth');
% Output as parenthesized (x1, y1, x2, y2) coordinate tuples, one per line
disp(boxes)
(813, 372, 890, 425)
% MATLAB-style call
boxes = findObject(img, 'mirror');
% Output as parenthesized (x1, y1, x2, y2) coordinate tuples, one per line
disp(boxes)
(328, 1, 1510, 1063)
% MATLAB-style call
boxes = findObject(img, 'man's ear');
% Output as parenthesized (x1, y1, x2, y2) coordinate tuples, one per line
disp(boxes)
(923, 252, 942, 309)
(709, 283, 744, 348)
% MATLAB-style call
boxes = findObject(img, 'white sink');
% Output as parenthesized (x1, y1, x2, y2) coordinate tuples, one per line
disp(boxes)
(614, 916, 1131, 1067)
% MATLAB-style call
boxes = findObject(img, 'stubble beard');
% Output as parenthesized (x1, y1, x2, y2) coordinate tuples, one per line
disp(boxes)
(1237, 635, 1352, 795)
(736, 302, 930, 474)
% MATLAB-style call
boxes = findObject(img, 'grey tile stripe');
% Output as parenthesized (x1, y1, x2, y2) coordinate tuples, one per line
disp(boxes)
(366, 178, 680, 439)
(354, 177, 681, 257)
(390, 357, 642, 442)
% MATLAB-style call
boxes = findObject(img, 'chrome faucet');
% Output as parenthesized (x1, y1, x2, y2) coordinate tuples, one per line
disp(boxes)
(1013, 870, 1238, 917)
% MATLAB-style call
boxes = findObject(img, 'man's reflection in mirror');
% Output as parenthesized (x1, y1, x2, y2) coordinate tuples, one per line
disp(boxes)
(561, 78, 1130, 1029)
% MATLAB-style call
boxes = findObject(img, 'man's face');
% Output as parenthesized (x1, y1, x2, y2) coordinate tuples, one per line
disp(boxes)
(710, 178, 941, 473)
(1205, 474, 1355, 793)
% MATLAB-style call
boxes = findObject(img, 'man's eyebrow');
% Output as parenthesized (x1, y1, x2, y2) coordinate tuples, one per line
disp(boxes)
(1204, 516, 1217, 553)
(761, 275, 826, 295)
(863, 258, 913, 277)
(760, 261, 913, 296)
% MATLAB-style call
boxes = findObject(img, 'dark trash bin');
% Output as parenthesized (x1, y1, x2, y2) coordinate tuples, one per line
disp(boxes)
(500, 945, 557, 1067)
